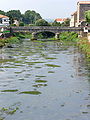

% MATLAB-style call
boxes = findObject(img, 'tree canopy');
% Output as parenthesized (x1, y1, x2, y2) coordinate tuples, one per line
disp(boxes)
(22, 10, 42, 24)
(0, 9, 42, 25)
(35, 19, 50, 26)
(85, 10, 90, 23)
(0, 10, 5, 15)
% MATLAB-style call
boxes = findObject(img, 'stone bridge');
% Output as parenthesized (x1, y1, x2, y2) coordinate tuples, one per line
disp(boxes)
(10, 26, 85, 40)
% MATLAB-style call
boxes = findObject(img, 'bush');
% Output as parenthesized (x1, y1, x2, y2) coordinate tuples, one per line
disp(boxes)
(19, 22, 24, 26)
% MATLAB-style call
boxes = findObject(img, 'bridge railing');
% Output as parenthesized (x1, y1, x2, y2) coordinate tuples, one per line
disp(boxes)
(9, 26, 83, 33)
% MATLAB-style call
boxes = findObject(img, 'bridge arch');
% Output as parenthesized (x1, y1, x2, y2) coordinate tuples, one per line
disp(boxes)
(31, 31, 60, 40)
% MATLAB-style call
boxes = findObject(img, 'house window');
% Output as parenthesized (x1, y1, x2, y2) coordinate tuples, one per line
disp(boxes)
(0, 18, 2, 23)
(4, 19, 7, 22)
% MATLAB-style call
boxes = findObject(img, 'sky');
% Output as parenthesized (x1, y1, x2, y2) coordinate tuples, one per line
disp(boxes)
(0, 0, 90, 19)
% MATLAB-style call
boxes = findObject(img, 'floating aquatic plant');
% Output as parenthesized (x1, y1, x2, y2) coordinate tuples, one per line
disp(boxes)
(1, 89, 18, 92)
(45, 64, 61, 67)
(19, 91, 41, 95)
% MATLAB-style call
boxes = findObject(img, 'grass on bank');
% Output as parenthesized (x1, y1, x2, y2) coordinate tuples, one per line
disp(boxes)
(78, 37, 90, 58)
(0, 32, 32, 48)
(0, 37, 20, 47)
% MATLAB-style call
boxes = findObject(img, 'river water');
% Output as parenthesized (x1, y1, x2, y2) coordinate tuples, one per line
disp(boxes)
(0, 39, 90, 120)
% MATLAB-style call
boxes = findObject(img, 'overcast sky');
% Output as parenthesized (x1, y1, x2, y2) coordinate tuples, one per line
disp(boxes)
(0, 0, 90, 19)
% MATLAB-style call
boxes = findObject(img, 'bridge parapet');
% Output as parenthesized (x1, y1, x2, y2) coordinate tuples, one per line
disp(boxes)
(10, 26, 83, 34)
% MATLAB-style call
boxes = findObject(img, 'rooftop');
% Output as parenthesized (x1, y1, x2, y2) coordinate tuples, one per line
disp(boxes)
(77, 1, 90, 4)
(55, 18, 67, 22)
(0, 14, 9, 18)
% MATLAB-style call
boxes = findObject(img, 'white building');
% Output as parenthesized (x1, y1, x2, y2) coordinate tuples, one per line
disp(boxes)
(0, 14, 9, 27)
(70, 11, 77, 27)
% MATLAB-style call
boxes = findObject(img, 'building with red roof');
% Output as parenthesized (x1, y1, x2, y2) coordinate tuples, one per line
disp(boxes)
(55, 18, 67, 23)
(0, 14, 9, 27)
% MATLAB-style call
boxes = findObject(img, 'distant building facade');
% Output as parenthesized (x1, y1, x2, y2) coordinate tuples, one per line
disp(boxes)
(55, 18, 67, 23)
(70, 1, 90, 27)
(0, 14, 9, 27)
(70, 11, 77, 27)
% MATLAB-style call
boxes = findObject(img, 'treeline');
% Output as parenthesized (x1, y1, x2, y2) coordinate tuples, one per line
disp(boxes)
(0, 10, 42, 25)
(0, 10, 70, 26)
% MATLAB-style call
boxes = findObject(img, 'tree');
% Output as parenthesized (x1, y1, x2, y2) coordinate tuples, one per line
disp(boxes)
(35, 19, 50, 26)
(19, 22, 24, 26)
(85, 10, 90, 23)
(6, 10, 22, 24)
(22, 10, 42, 24)
(0, 10, 5, 15)
(52, 21, 61, 26)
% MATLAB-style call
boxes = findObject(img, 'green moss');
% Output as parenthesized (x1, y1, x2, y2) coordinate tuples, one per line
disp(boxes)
(48, 71, 55, 73)
(45, 57, 56, 59)
(19, 91, 41, 95)
(1, 89, 18, 92)
(35, 80, 47, 83)
(0, 107, 19, 115)
(33, 84, 47, 88)
(45, 64, 61, 67)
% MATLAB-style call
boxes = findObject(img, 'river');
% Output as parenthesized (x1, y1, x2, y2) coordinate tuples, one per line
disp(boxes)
(0, 39, 90, 120)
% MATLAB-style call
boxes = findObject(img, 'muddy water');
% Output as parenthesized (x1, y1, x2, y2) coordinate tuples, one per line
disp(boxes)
(0, 39, 90, 120)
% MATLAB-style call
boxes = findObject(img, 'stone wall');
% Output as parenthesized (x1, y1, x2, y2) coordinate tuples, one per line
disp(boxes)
(79, 4, 90, 21)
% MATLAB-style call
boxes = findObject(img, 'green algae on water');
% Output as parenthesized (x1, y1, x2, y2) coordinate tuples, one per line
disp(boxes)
(19, 91, 41, 95)
(1, 89, 18, 92)
(45, 64, 61, 67)
(45, 57, 56, 59)
(0, 107, 19, 115)
(33, 84, 47, 88)
(35, 80, 47, 83)
(48, 71, 55, 73)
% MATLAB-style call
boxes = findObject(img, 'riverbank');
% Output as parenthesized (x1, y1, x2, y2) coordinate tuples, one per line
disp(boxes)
(58, 32, 90, 59)
(77, 37, 90, 58)
(0, 32, 32, 48)
(0, 37, 20, 48)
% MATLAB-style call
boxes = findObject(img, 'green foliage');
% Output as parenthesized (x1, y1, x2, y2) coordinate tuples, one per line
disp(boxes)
(35, 19, 50, 26)
(19, 22, 24, 26)
(61, 18, 70, 27)
(0, 10, 5, 15)
(22, 10, 42, 24)
(0, 36, 21, 48)
(6, 10, 22, 24)
(52, 21, 61, 26)
(60, 32, 78, 42)
(85, 10, 90, 23)
(78, 38, 90, 58)
(0, 9, 42, 25)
